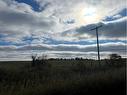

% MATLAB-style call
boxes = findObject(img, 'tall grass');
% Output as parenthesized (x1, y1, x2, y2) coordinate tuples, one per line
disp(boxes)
(0, 59, 126, 95)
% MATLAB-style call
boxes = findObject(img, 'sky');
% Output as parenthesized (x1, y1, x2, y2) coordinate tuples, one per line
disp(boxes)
(0, 0, 126, 61)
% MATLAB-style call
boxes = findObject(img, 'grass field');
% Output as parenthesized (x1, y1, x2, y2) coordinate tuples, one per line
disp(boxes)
(0, 59, 126, 95)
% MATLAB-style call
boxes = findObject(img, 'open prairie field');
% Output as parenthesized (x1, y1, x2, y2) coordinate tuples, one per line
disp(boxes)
(0, 59, 126, 95)
(0, 0, 126, 95)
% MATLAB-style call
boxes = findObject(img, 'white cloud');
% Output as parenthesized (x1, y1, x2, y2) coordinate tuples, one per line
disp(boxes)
(0, 42, 126, 53)
(0, 0, 126, 43)
(0, 41, 126, 60)
(0, 0, 56, 43)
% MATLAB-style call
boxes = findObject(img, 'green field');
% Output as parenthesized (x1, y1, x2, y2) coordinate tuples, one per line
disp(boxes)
(0, 59, 126, 95)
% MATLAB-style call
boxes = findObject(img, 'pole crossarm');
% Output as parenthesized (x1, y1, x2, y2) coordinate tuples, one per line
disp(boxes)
(90, 25, 102, 31)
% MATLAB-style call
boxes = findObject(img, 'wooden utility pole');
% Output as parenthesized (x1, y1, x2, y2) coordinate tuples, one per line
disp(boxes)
(90, 25, 102, 64)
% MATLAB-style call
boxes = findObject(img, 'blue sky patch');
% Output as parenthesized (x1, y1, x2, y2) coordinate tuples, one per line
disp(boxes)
(103, 8, 127, 21)
(15, 0, 43, 12)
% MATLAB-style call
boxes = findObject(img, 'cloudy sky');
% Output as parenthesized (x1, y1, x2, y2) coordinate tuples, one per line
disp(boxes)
(0, 0, 126, 61)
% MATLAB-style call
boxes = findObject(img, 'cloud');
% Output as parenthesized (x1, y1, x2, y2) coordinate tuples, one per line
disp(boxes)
(0, 0, 56, 44)
(0, 7, 55, 28)
(100, 17, 126, 38)
(0, 42, 126, 60)
(0, 45, 17, 51)
(0, 50, 31, 61)
(0, 0, 126, 43)
(62, 17, 126, 41)
(0, 42, 126, 52)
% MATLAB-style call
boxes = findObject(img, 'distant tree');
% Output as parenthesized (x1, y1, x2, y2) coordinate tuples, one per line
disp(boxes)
(40, 54, 48, 64)
(75, 57, 80, 60)
(31, 54, 37, 67)
(31, 54, 48, 67)
(80, 57, 83, 60)
(109, 53, 123, 67)
(109, 54, 121, 60)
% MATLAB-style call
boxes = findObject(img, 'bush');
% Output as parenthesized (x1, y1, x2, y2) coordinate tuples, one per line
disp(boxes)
(108, 54, 124, 67)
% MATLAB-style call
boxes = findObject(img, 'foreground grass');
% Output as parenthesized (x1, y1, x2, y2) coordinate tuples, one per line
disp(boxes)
(0, 60, 126, 95)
